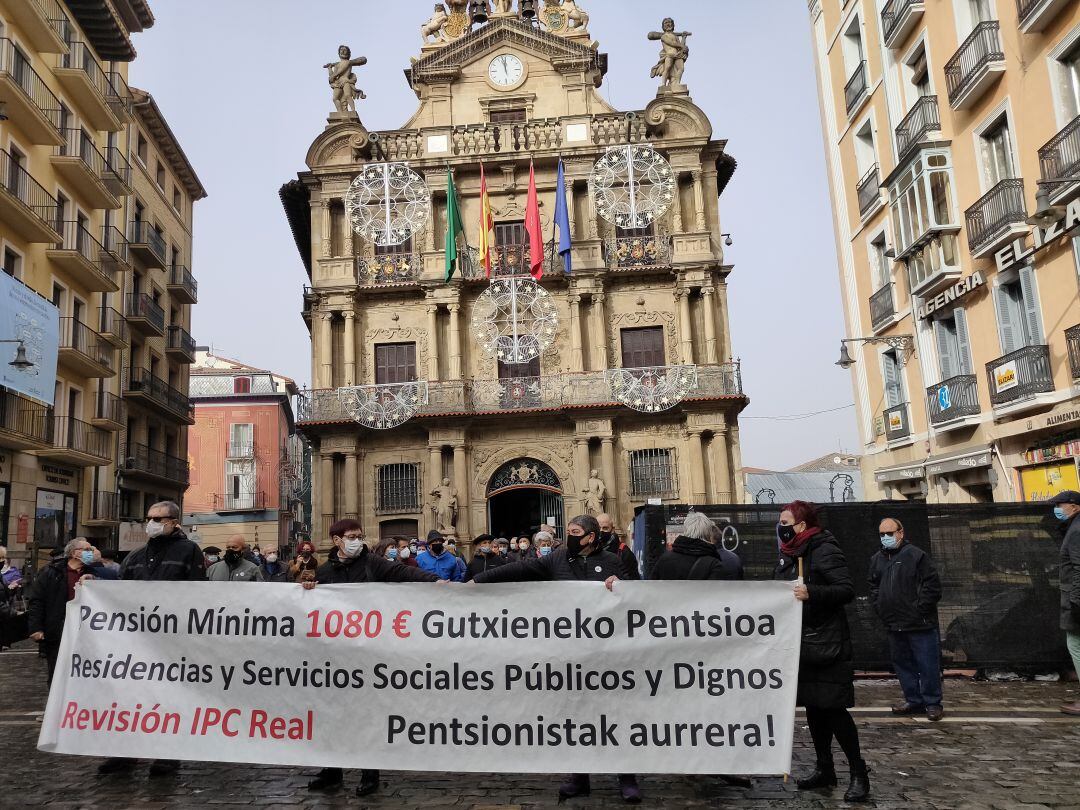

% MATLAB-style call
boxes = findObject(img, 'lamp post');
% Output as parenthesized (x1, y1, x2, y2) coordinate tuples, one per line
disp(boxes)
(754, 487, 776, 505)
(1025, 176, 1080, 229)
(0, 339, 34, 370)
(835, 334, 916, 369)
(829, 473, 855, 503)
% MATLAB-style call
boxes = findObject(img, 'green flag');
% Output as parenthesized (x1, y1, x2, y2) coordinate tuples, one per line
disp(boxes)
(445, 170, 465, 281)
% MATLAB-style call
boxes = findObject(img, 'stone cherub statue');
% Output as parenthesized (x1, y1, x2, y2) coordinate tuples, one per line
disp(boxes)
(431, 477, 459, 531)
(421, 4, 450, 43)
(648, 18, 691, 90)
(323, 45, 367, 113)
(583, 469, 606, 515)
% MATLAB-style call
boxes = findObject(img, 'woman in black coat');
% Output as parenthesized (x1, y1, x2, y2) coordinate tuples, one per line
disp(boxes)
(773, 500, 869, 803)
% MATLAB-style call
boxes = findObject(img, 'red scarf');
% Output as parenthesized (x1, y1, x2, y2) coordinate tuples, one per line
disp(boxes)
(780, 525, 821, 558)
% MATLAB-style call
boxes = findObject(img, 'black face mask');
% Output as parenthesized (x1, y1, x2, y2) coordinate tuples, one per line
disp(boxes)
(430, 542, 444, 555)
(224, 549, 242, 565)
(566, 532, 592, 557)
(777, 524, 797, 544)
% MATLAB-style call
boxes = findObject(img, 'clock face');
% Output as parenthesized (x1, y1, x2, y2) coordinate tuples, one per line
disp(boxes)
(488, 54, 524, 87)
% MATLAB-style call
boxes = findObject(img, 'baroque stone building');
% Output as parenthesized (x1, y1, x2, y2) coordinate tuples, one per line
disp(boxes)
(282, 3, 745, 547)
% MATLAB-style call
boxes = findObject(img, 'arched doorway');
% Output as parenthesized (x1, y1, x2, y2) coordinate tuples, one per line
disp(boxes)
(486, 458, 564, 539)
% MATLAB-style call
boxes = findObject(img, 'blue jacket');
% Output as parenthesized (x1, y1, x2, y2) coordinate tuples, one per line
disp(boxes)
(417, 551, 465, 582)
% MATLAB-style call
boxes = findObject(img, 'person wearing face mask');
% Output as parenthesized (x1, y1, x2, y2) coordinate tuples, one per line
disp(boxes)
(598, 513, 641, 581)
(868, 517, 943, 722)
(473, 515, 638, 803)
(396, 537, 418, 567)
(773, 501, 868, 803)
(207, 536, 265, 582)
(28, 538, 100, 684)
(302, 519, 437, 797)
(289, 541, 319, 582)
(1049, 490, 1080, 715)
(494, 537, 510, 558)
(259, 548, 289, 582)
(533, 531, 555, 557)
(512, 536, 533, 561)
(417, 530, 466, 582)
(465, 534, 506, 581)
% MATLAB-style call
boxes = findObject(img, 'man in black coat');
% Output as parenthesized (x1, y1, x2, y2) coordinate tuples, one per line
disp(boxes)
(868, 516, 943, 721)
(598, 513, 641, 580)
(652, 512, 744, 581)
(303, 519, 438, 797)
(474, 515, 640, 804)
(464, 534, 506, 581)
(28, 538, 98, 683)
(1049, 490, 1080, 715)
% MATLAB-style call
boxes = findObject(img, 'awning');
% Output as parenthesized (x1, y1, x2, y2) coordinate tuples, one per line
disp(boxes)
(874, 460, 925, 484)
(924, 446, 993, 477)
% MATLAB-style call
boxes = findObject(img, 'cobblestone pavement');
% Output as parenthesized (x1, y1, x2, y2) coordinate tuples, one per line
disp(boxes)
(3, 646, 1079, 809)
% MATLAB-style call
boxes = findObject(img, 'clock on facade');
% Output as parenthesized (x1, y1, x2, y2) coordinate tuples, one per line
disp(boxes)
(488, 53, 524, 87)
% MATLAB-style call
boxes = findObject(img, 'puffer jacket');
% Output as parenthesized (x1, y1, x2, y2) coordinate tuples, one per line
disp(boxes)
(475, 546, 626, 583)
(120, 530, 206, 581)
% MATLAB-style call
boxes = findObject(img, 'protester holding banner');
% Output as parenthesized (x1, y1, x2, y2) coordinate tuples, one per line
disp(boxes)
(303, 518, 439, 797)
(27, 538, 97, 682)
(464, 534, 507, 581)
(599, 513, 641, 580)
(474, 514, 640, 803)
(652, 512, 743, 581)
(773, 501, 870, 803)
(258, 549, 289, 582)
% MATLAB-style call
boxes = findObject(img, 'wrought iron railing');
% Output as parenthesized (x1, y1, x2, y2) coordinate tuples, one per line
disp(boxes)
(128, 220, 166, 262)
(29, 0, 69, 40)
(124, 292, 165, 331)
(857, 164, 881, 216)
(895, 96, 940, 162)
(375, 463, 422, 513)
(0, 148, 58, 228)
(881, 0, 922, 44)
(95, 389, 125, 424)
(844, 60, 868, 115)
(105, 70, 130, 117)
(603, 231, 671, 270)
(52, 415, 110, 458)
(100, 224, 129, 267)
(944, 21, 1003, 106)
(59, 317, 113, 371)
(965, 178, 1026, 253)
(103, 144, 131, 189)
(356, 252, 419, 286)
(461, 244, 564, 279)
(125, 367, 191, 419)
(1016, 0, 1050, 27)
(128, 441, 189, 484)
(168, 264, 197, 300)
(55, 220, 116, 285)
(58, 39, 118, 107)
(1038, 115, 1080, 189)
(926, 374, 980, 425)
(607, 365, 699, 413)
(1066, 324, 1080, 380)
(986, 344, 1054, 406)
(227, 441, 255, 459)
(0, 38, 62, 132)
(88, 490, 118, 523)
(869, 283, 896, 332)
(97, 306, 128, 344)
(0, 388, 53, 445)
(213, 492, 266, 512)
(883, 403, 912, 441)
(54, 128, 112, 182)
(167, 324, 196, 357)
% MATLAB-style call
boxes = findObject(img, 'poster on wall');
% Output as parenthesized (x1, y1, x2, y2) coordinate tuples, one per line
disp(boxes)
(34, 490, 67, 554)
(1019, 461, 1080, 502)
(0, 271, 59, 405)
(119, 521, 148, 552)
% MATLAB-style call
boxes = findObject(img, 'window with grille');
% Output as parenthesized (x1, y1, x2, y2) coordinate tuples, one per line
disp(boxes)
(375, 343, 417, 385)
(629, 449, 677, 498)
(621, 327, 665, 368)
(376, 463, 421, 513)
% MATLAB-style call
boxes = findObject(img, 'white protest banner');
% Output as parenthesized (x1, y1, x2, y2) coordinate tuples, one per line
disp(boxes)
(38, 580, 801, 774)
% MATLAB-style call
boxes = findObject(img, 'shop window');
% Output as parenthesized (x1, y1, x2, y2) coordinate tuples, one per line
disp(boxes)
(629, 449, 676, 498)
(994, 267, 1044, 353)
(933, 308, 973, 379)
(376, 463, 421, 513)
(374, 343, 417, 385)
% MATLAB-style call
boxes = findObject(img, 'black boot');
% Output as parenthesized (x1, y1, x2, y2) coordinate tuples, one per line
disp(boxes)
(843, 759, 870, 803)
(307, 767, 343, 791)
(558, 773, 591, 801)
(356, 769, 380, 797)
(796, 759, 837, 790)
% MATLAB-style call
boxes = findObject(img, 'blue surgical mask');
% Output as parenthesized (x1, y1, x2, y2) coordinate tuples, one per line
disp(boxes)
(80, 550, 95, 565)
(880, 534, 899, 550)
(539, 546, 552, 556)
(1054, 506, 1069, 521)
(387, 548, 398, 561)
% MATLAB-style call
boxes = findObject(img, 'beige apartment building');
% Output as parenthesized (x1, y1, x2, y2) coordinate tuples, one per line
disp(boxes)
(283, 4, 746, 548)
(809, 0, 1080, 503)
(0, 0, 204, 564)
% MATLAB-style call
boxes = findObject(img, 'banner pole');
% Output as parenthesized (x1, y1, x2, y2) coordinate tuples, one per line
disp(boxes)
(797, 557, 804, 585)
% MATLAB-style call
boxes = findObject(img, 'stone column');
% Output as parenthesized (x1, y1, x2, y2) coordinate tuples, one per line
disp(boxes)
(590, 293, 607, 371)
(586, 181, 599, 239)
(426, 305, 440, 381)
(452, 442, 469, 538)
(573, 437, 590, 510)
(713, 425, 732, 502)
(342, 311, 356, 385)
(342, 203, 354, 258)
(449, 304, 462, 379)
(691, 171, 707, 231)
(427, 195, 437, 252)
(565, 176, 576, 239)
(701, 287, 718, 364)
(670, 173, 684, 234)
(320, 453, 335, 527)
(716, 280, 731, 363)
(676, 289, 693, 365)
(320, 201, 332, 258)
(685, 429, 706, 504)
(569, 295, 583, 372)
(344, 451, 359, 518)
(600, 437, 615, 507)
(318, 311, 334, 388)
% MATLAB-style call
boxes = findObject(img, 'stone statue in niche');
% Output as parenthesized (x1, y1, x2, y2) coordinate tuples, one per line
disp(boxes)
(421, 4, 450, 43)
(431, 477, 459, 531)
(584, 469, 606, 515)
(648, 18, 691, 91)
(324, 45, 367, 113)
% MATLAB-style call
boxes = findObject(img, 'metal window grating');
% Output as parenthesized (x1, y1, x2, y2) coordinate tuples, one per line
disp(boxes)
(376, 463, 421, 513)
(629, 448, 676, 498)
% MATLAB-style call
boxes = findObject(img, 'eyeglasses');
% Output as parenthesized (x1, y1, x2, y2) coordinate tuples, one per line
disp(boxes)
(342, 533, 364, 540)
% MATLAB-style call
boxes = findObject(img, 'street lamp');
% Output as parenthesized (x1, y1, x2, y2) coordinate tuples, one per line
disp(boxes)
(721, 233, 734, 247)
(836, 335, 916, 369)
(1025, 176, 1080, 229)
(0, 339, 33, 370)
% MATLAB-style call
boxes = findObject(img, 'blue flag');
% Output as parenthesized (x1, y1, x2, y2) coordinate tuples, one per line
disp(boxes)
(554, 159, 572, 275)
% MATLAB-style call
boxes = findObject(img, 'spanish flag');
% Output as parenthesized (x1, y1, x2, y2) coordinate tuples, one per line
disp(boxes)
(478, 163, 494, 279)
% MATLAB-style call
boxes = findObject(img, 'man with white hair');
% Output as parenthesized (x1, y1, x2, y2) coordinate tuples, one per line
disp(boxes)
(28, 537, 97, 683)
(652, 511, 744, 580)
(598, 512, 640, 580)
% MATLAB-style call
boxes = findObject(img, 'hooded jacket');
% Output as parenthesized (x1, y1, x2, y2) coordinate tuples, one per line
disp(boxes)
(474, 546, 627, 583)
(652, 536, 744, 581)
(120, 529, 206, 582)
(315, 546, 438, 585)
(868, 541, 942, 632)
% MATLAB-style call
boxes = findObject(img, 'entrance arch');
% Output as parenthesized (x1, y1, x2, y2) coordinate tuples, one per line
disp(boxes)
(486, 458, 565, 539)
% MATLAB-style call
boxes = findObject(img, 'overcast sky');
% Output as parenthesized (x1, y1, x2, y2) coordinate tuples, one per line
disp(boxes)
(130, 0, 860, 471)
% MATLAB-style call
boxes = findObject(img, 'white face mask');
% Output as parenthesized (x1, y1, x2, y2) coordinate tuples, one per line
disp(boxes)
(145, 520, 167, 539)
(399, 547, 411, 559)
(519, 543, 529, 551)
(266, 553, 278, 563)
(341, 538, 364, 559)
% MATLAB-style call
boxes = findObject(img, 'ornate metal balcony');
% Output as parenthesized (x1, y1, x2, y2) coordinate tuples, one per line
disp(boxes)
(461, 244, 563, 279)
(333, 381, 430, 430)
(881, 0, 925, 48)
(965, 178, 1027, 256)
(883, 403, 912, 442)
(0, 38, 63, 145)
(944, 22, 1004, 110)
(124, 367, 193, 423)
(869, 283, 896, 332)
(1066, 324, 1080, 380)
(606, 365, 699, 413)
(926, 374, 980, 425)
(166, 324, 196, 363)
(844, 61, 868, 116)
(0, 149, 60, 243)
(603, 230, 671, 270)
(472, 376, 550, 411)
(167, 264, 198, 303)
(895, 96, 940, 163)
(856, 164, 881, 217)
(213, 492, 266, 512)
(356, 251, 419, 286)
(986, 344, 1053, 407)
(1016, 0, 1072, 33)
(127, 441, 189, 485)
(1038, 115, 1080, 201)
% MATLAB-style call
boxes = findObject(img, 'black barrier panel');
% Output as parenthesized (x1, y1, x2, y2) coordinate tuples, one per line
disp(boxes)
(639, 502, 1068, 672)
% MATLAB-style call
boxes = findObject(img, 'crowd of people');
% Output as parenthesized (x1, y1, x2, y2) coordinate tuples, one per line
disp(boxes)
(11, 489, 1080, 805)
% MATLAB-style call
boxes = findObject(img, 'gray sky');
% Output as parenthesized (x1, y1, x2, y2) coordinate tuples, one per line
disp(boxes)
(131, 0, 859, 471)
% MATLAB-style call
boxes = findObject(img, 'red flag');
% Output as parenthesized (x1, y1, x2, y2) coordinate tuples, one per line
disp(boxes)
(524, 161, 544, 280)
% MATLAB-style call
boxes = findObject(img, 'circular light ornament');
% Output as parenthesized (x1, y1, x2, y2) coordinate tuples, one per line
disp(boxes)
(337, 381, 429, 430)
(472, 277, 558, 364)
(605, 365, 698, 413)
(345, 163, 431, 247)
(591, 144, 675, 230)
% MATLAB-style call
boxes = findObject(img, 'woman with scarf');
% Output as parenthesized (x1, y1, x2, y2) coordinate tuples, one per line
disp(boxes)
(773, 500, 869, 803)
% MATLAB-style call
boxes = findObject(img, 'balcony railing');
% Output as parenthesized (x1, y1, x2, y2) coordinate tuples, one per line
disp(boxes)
(965, 178, 1027, 254)
(356, 252, 420, 286)
(166, 324, 196, 358)
(460, 244, 564, 279)
(100, 224, 130, 269)
(881, 0, 924, 47)
(603, 231, 671, 270)
(856, 164, 881, 217)
(94, 389, 125, 425)
(0, 148, 59, 233)
(128, 220, 167, 263)
(59, 317, 113, 372)
(105, 70, 131, 118)
(53, 220, 117, 288)
(0, 388, 53, 447)
(128, 441, 189, 485)
(51, 415, 110, 459)
(844, 61, 868, 115)
(986, 344, 1054, 406)
(926, 373, 980, 425)
(125, 367, 192, 420)
(869, 282, 896, 332)
(1038, 115, 1080, 193)
(944, 22, 1004, 108)
(124, 292, 165, 332)
(167, 264, 197, 302)
(58, 40, 118, 108)
(213, 492, 266, 512)
(0, 38, 62, 135)
(895, 96, 940, 162)
(883, 403, 912, 441)
(1066, 324, 1080, 380)
(97, 305, 128, 345)
(227, 442, 255, 459)
(87, 490, 118, 523)
(102, 144, 131, 191)
(55, 128, 112, 182)
(1016, 0, 1070, 31)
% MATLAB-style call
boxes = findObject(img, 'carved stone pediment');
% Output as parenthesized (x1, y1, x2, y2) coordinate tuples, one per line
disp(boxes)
(306, 121, 370, 169)
(643, 94, 712, 142)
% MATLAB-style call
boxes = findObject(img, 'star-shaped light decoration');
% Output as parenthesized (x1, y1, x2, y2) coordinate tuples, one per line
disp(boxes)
(472, 277, 559, 364)
(605, 365, 698, 413)
(590, 144, 676, 230)
(337, 381, 429, 429)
